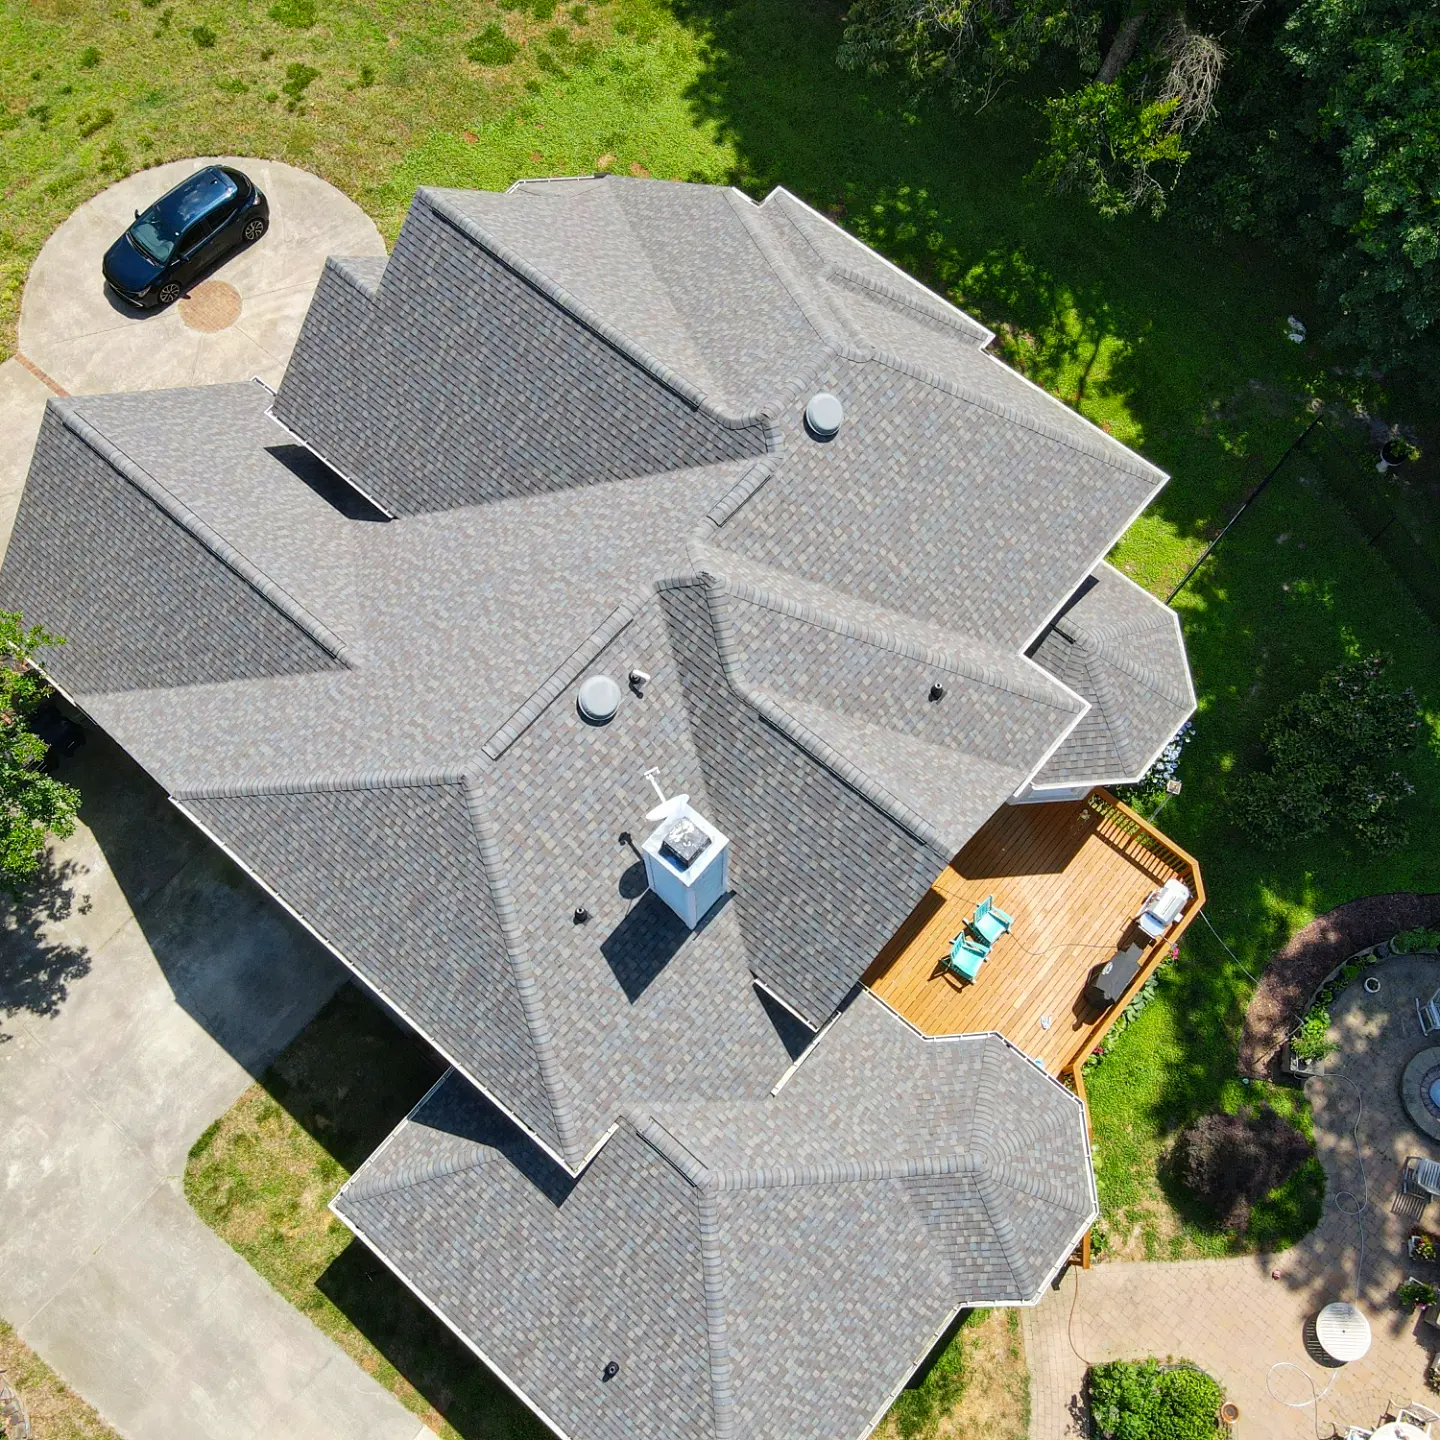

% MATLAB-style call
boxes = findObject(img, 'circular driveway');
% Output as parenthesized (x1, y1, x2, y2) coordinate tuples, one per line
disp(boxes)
(18, 156, 385, 396)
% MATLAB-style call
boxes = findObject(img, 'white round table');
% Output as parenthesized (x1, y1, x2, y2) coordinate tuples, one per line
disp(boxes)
(1373, 1424, 1430, 1440)
(1315, 1300, 1372, 1361)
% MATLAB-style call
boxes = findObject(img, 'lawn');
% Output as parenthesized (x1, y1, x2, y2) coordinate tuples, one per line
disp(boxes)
(0, 1318, 122, 1439)
(184, 985, 547, 1440)
(13, 0, 1440, 1324)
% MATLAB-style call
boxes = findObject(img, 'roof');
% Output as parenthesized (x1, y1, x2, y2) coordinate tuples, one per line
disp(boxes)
(335, 992, 1097, 1440)
(1027, 563, 1196, 787)
(0, 176, 1190, 1172)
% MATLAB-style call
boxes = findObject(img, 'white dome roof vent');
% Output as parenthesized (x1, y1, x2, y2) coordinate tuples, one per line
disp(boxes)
(577, 674, 622, 724)
(804, 392, 844, 441)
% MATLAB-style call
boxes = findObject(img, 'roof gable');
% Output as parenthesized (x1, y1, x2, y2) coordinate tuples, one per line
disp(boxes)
(0, 405, 346, 695)
(273, 188, 768, 517)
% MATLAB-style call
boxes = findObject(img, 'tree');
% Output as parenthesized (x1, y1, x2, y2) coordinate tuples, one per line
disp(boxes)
(838, 0, 1440, 372)
(0, 612, 80, 896)
(1229, 653, 1419, 852)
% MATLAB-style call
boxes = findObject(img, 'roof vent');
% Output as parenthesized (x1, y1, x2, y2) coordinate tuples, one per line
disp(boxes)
(804, 392, 844, 441)
(577, 674, 622, 724)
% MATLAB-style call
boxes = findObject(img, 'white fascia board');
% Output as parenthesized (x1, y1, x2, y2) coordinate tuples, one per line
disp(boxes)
(330, 1203, 580, 1440)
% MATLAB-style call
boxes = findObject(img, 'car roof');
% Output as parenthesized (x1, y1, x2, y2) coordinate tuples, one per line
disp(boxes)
(145, 166, 239, 231)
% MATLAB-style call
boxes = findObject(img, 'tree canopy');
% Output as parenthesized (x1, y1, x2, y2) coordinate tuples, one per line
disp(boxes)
(0, 612, 79, 896)
(838, 0, 1440, 373)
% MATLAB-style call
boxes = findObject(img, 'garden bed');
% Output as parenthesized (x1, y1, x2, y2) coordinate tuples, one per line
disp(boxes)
(1238, 899, 1440, 1076)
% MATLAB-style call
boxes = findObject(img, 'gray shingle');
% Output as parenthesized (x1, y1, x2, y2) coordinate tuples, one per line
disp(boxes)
(337, 993, 1095, 1440)
(0, 404, 344, 695)
(274, 190, 767, 517)
(1029, 563, 1194, 785)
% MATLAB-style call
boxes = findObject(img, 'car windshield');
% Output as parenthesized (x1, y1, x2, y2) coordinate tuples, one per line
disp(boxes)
(129, 212, 179, 263)
(129, 168, 239, 262)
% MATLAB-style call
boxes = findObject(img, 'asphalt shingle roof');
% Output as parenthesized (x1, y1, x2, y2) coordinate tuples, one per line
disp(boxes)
(336, 992, 1096, 1440)
(1028, 563, 1195, 786)
(2, 172, 1185, 1440)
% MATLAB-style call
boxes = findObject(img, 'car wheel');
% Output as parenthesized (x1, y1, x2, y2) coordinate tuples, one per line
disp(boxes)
(158, 281, 183, 306)
(243, 216, 268, 244)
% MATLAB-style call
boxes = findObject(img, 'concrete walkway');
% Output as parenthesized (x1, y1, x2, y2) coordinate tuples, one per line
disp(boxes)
(1024, 956, 1440, 1438)
(17, 155, 384, 396)
(0, 737, 431, 1440)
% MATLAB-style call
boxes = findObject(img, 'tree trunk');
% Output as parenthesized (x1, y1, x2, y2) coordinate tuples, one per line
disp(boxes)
(1098, 9, 1149, 83)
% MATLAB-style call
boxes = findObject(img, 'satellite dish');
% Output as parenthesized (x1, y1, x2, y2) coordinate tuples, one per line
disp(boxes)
(646, 793, 689, 825)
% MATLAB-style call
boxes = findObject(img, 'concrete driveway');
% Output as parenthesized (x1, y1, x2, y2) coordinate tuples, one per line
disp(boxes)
(0, 736, 430, 1440)
(0, 156, 385, 564)
(17, 155, 384, 396)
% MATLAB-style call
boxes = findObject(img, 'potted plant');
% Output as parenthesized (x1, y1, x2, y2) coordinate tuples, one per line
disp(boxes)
(1398, 1277, 1438, 1310)
(1412, 1232, 1439, 1262)
(1378, 434, 1422, 472)
(1285, 1006, 1335, 1075)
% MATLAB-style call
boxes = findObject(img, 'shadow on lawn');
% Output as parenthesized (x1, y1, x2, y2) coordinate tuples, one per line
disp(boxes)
(251, 986, 550, 1438)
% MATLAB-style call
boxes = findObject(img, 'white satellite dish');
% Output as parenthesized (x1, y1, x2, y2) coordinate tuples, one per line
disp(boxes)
(646, 793, 689, 825)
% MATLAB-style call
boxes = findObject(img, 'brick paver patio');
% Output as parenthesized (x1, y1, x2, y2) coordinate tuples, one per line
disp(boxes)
(1024, 955, 1440, 1438)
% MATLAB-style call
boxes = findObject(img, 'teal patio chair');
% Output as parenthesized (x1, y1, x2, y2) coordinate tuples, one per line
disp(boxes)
(967, 895, 1014, 949)
(945, 930, 989, 983)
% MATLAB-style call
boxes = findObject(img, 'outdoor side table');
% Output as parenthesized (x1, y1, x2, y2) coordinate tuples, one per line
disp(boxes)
(1315, 1300, 1371, 1362)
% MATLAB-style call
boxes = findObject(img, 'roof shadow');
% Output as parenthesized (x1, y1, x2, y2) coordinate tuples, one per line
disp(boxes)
(600, 891, 694, 1002)
(755, 982, 815, 1060)
(265, 444, 390, 522)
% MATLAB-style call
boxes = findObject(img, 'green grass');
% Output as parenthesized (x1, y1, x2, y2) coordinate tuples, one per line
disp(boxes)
(0, 1318, 122, 1438)
(184, 985, 547, 1439)
(12, 0, 1440, 1302)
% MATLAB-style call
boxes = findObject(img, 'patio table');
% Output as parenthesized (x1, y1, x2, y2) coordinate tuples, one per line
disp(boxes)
(1372, 1424, 1430, 1440)
(1315, 1300, 1371, 1362)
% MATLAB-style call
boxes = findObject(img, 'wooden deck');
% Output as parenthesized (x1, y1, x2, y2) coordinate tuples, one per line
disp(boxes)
(863, 791, 1204, 1078)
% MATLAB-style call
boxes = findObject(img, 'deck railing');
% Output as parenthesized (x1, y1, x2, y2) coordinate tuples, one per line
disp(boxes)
(1086, 789, 1198, 884)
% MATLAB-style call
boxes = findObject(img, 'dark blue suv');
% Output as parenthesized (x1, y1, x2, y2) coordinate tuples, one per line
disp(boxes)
(102, 165, 269, 309)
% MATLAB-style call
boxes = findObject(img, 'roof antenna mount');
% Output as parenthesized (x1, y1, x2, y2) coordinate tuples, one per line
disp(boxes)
(642, 767, 689, 825)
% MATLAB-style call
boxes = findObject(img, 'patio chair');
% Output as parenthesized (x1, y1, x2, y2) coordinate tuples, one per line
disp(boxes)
(945, 931, 989, 984)
(1397, 1403, 1440, 1432)
(1420, 988, 1440, 1036)
(1405, 1157, 1440, 1199)
(967, 895, 1014, 949)
(1344, 1427, 1373, 1440)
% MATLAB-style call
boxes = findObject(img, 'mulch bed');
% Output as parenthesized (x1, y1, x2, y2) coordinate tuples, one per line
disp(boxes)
(1238, 891, 1440, 1076)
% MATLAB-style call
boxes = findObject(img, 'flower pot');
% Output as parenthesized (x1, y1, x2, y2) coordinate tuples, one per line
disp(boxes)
(1219, 1400, 1240, 1426)
(1283, 1043, 1323, 1077)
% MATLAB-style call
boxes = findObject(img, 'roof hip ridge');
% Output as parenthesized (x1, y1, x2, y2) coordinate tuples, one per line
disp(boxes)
(825, 264, 991, 344)
(634, 1114, 988, 1191)
(461, 778, 584, 1164)
(700, 582, 953, 858)
(870, 349, 1165, 481)
(171, 765, 477, 801)
(55, 402, 354, 666)
(711, 571, 1082, 711)
(420, 187, 778, 438)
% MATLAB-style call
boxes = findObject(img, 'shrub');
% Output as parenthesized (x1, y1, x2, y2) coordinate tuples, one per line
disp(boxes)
(191, 24, 217, 47)
(281, 61, 319, 106)
(1289, 1006, 1334, 1063)
(1396, 927, 1440, 955)
(466, 24, 518, 65)
(1230, 654, 1420, 851)
(268, 0, 316, 28)
(1400, 1278, 1438, 1309)
(1118, 720, 1194, 808)
(1090, 1358, 1225, 1440)
(1176, 1107, 1313, 1231)
(78, 45, 101, 67)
